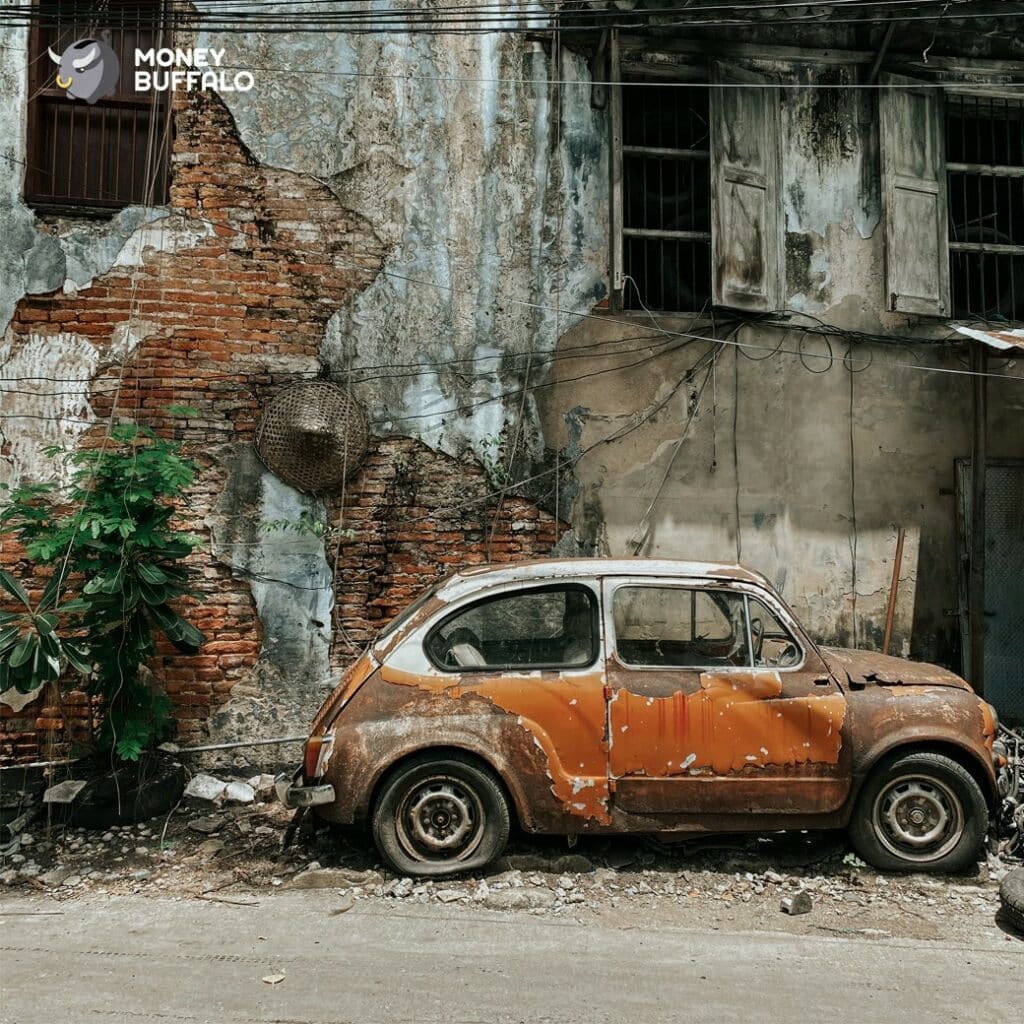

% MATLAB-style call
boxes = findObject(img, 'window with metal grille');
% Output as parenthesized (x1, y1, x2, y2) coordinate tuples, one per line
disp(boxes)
(621, 79, 712, 312)
(947, 95, 1024, 322)
(25, 1, 172, 212)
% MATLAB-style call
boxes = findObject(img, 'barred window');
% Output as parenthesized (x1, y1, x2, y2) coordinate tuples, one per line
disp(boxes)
(621, 79, 712, 313)
(947, 95, 1024, 322)
(26, 1, 172, 212)
(610, 56, 782, 315)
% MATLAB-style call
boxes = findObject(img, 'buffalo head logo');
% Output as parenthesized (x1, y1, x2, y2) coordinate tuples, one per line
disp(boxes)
(47, 38, 120, 104)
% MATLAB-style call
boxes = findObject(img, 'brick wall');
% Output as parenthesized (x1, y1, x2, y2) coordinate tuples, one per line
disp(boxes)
(331, 437, 564, 665)
(0, 93, 563, 764)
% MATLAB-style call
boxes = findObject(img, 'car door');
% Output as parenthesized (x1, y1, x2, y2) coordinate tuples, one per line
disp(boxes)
(426, 581, 611, 823)
(603, 577, 850, 817)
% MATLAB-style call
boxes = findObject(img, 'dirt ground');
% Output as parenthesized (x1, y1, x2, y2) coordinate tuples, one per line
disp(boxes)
(1, 779, 1021, 948)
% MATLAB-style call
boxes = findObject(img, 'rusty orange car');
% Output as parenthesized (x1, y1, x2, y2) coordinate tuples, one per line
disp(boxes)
(277, 559, 1001, 877)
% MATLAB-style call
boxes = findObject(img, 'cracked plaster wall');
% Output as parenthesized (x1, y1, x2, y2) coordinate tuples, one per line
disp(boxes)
(193, 9, 609, 460)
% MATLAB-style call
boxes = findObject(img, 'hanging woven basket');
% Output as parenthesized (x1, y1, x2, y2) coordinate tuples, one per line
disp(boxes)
(254, 381, 368, 493)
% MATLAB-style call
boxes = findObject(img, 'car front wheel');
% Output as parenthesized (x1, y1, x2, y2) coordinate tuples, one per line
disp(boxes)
(848, 751, 988, 873)
(371, 752, 511, 877)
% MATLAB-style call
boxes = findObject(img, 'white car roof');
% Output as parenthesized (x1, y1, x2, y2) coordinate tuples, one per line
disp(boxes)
(433, 558, 771, 602)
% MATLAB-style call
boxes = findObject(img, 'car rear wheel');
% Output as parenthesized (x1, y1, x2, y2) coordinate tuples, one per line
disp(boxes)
(848, 752, 988, 873)
(371, 753, 510, 877)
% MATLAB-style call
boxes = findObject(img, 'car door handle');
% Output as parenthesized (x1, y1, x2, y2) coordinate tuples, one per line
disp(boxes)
(813, 676, 831, 686)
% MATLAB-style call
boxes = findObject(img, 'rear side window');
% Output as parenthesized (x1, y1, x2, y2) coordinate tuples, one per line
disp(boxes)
(427, 585, 598, 671)
(612, 586, 749, 668)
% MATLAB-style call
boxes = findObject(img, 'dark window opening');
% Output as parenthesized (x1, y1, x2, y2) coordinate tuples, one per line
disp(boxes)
(26, 1, 172, 212)
(612, 586, 749, 669)
(621, 79, 712, 313)
(947, 95, 1024, 322)
(427, 585, 598, 671)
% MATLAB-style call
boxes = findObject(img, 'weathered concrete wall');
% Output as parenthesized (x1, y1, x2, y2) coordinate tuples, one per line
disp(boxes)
(194, 9, 609, 459)
(536, 76, 1024, 669)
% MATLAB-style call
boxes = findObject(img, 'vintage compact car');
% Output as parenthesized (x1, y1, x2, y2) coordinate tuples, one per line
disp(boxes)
(278, 559, 1001, 877)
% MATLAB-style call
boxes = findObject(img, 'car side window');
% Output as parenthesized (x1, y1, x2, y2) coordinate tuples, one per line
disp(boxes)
(612, 586, 749, 668)
(747, 597, 803, 669)
(427, 585, 597, 670)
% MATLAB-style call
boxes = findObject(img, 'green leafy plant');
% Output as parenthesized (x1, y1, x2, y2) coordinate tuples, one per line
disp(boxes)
(261, 510, 327, 538)
(477, 435, 510, 491)
(0, 569, 91, 694)
(0, 422, 205, 761)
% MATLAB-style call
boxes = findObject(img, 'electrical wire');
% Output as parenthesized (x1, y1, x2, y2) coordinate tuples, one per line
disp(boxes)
(1, 0, 1021, 34)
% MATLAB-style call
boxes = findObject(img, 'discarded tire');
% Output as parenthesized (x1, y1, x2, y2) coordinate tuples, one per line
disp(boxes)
(68, 754, 187, 829)
(1000, 867, 1024, 935)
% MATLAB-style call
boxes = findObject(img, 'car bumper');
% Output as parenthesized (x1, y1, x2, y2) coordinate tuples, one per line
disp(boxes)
(274, 770, 336, 810)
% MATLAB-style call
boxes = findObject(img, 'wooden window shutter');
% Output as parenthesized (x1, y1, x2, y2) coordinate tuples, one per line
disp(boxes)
(879, 73, 950, 316)
(710, 63, 783, 312)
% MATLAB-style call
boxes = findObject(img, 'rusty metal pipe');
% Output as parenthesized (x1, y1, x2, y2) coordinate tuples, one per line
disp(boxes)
(882, 527, 906, 656)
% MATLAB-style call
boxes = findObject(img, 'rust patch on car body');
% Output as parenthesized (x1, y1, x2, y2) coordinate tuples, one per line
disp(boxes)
(317, 671, 606, 832)
(378, 663, 612, 825)
(819, 647, 972, 691)
(608, 671, 846, 777)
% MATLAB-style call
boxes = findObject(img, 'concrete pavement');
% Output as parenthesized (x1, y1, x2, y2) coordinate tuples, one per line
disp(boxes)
(1, 891, 1021, 1023)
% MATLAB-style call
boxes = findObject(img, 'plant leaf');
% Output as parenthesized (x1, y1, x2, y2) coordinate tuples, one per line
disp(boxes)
(137, 563, 168, 585)
(0, 626, 22, 655)
(0, 570, 29, 607)
(8, 635, 35, 669)
(62, 641, 93, 675)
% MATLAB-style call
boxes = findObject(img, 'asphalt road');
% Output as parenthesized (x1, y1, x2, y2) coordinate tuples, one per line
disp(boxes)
(1, 892, 1021, 1024)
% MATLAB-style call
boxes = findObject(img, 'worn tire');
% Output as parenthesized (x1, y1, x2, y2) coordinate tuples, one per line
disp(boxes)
(848, 752, 988, 873)
(371, 752, 510, 878)
(1000, 867, 1024, 934)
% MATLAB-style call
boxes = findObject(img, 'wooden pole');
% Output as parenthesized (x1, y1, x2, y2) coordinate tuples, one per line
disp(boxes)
(969, 343, 988, 697)
(882, 526, 905, 656)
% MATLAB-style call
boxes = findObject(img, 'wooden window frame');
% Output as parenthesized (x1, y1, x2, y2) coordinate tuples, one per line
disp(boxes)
(25, 0, 173, 214)
(608, 36, 784, 316)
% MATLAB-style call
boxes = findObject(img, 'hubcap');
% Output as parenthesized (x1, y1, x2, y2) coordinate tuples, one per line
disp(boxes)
(872, 775, 964, 863)
(396, 776, 485, 863)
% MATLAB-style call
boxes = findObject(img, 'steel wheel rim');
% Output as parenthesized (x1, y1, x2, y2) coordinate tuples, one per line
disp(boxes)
(395, 774, 486, 864)
(872, 774, 965, 863)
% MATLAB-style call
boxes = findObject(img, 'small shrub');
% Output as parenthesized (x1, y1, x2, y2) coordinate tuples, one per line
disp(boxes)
(0, 421, 205, 761)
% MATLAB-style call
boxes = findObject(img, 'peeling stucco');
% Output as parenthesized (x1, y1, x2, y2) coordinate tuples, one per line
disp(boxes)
(205, 445, 334, 744)
(196, 16, 609, 460)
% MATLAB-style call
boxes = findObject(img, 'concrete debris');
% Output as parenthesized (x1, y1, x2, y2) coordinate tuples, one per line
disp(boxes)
(39, 866, 74, 886)
(184, 774, 227, 802)
(223, 782, 256, 804)
(481, 887, 556, 911)
(0, 803, 1013, 944)
(187, 815, 224, 835)
(781, 890, 813, 916)
(42, 780, 88, 804)
(184, 774, 256, 805)
(246, 775, 278, 801)
(285, 867, 384, 890)
(435, 889, 465, 903)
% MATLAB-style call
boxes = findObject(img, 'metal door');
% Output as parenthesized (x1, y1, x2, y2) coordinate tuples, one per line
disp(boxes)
(957, 459, 1024, 723)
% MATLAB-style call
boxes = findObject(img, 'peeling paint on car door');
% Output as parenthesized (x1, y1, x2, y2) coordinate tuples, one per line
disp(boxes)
(602, 577, 852, 816)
